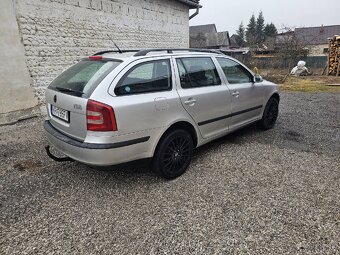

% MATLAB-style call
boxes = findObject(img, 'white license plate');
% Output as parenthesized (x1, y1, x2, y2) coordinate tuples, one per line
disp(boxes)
(51, 105, 69, 122)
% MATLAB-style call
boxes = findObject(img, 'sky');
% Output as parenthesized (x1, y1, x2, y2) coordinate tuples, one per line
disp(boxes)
(189, 0, 340, 34)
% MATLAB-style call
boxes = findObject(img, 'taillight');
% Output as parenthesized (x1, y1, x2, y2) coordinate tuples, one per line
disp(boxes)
(86, 100, 117, 131)
(89, 55, 103, 60)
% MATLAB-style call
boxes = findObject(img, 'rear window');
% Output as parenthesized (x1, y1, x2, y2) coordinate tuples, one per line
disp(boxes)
(48, 59, 121, 97)
(176, 57, 221, 88)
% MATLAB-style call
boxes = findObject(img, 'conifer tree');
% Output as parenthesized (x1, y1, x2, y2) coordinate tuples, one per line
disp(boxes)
(256, 11, 265, 44)
(264, 23, 278, 38)
(246, 14, 256, 46)
(237, 22, 245, 41)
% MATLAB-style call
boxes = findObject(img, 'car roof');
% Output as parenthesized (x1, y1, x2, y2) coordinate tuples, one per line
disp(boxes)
(103, 52, 222, 60)
(92, 48, 224, 61)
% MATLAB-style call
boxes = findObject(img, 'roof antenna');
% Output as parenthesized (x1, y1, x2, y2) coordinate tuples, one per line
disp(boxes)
(107, 34, 122, 54)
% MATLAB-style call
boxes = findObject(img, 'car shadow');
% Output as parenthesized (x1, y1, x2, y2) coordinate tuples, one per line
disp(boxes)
(194, 123, 260, 156)
(32, 123, 271, 197)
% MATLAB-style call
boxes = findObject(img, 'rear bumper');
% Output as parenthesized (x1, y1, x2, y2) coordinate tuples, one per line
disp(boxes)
(44, 120, 151, 166)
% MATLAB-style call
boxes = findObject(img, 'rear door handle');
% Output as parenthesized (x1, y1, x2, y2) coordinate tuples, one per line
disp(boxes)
(232, 91, 240, 97)
(184, 98, 197, 106)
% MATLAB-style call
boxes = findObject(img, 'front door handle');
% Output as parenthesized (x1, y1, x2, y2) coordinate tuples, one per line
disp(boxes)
(184, 98, 197, 106)
(232, 91, 240, 97)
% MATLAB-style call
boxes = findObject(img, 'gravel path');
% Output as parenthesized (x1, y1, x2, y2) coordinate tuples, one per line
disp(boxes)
(0, 92, 339, 254)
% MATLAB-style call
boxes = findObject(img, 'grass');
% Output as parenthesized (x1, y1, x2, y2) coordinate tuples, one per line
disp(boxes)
(279, 76, 340, 93)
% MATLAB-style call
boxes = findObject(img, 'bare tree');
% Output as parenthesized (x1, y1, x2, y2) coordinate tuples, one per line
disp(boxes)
(275, 26, 310, 69)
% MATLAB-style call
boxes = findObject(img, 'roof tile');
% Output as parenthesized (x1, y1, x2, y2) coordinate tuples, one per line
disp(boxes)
(295, 25, 340, 45)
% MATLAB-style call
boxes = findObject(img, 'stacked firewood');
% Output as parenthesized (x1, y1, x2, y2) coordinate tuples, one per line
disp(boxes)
(327, 36, 340, 76)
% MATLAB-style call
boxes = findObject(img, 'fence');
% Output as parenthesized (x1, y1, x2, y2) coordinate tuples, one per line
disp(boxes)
(229, 54, 327, 70)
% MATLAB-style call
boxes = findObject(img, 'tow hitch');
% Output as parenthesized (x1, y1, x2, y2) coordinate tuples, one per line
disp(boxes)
(45, 145, 74, 162)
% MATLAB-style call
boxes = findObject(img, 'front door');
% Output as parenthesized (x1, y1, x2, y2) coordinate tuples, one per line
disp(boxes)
(174, 57, 232, 139)
(216, 57, 264, 131)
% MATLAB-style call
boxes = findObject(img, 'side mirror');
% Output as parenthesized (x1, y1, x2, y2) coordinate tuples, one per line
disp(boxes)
(253, 67, 263, 83)
(254, 74, 263, 83)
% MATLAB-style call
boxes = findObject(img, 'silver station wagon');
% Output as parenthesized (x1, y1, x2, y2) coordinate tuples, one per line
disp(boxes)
(44, 49, 280, 179)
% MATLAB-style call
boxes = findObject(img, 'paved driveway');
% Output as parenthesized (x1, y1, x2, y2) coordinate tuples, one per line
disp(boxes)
(1, 92, 339, 254)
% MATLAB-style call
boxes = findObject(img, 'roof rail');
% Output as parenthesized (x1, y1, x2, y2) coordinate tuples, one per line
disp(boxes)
(133, 48, 223, 57)
(93, 50, 140, 56)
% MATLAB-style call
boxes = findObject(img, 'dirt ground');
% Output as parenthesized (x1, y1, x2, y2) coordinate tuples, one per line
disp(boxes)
(279, 76, 340, 93)
(260, 69, 340, 93)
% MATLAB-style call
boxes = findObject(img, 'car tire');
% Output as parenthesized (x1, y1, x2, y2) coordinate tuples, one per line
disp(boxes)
(152, 129, 193, 179)
(258, 97, 279, 130)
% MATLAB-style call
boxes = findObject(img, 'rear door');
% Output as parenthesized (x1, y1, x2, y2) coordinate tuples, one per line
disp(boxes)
(46, 59, 121, 140)
(106, 57, 182, 137)
(216, 57, 264, 131)
(174, 56, 232, 139)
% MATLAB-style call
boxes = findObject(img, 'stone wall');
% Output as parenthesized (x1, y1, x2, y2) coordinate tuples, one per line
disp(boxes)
(14, 0, 190, 102)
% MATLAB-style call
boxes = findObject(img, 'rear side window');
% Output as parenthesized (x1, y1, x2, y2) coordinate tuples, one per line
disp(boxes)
(217, 58, 253, 84)
(49, 60, 121, 97)
(176, 57, 221, 88)
(115, 59, 172, 96)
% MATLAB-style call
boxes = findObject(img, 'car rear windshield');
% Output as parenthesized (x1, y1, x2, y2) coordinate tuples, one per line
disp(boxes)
(48, 59, 121, 97)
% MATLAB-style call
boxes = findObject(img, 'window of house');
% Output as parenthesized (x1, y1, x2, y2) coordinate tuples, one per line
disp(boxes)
(217, 58, 253, 84)
(115, 60, 172, 95)
(176, 57, 221, 89)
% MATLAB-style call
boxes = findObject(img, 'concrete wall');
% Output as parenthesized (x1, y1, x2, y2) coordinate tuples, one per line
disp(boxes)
(0, 0, 39, 124)
(15, 0, 190, 102)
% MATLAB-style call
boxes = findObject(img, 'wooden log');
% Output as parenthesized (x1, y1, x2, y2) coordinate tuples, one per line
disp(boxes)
(334, 51, 338, 67)
(326, 37, 340, 76)
(322, 63, 327, 75)
(327, 39, 331, 75)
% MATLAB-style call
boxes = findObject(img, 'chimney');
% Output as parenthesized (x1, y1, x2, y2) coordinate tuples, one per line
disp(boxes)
(320, 25, 324, 33)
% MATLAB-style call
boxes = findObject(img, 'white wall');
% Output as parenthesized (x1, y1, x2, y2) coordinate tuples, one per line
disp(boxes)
(309, 44, 328, 56)
(0, 0, 38, 124)
(15, 0, 190, 102)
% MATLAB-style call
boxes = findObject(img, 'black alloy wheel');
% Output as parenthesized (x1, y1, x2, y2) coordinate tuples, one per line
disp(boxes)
(153, 129, 193, 179)
(258, 97, 279, 130)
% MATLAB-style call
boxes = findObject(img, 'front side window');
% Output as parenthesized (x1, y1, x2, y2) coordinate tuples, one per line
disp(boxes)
(217, 58, 253, 84)
(115, 59, 171, 95)
(176, 57, 221, 89)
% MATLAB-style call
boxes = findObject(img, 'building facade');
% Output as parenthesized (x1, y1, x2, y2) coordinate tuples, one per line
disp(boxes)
(295, 25, 340, 56)
(189, 24, 231, 50)
(0, 0, 200, 124)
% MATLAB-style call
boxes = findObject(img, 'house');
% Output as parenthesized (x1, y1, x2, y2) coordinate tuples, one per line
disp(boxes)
(0, 0, 201, 124)
(274, 26, 340, 55)
(275, 31, 294, 44)
(295, 25, 340, 56)
(189, 24, 231, 50)
(219, 34, 248, 60)
(229, 34, 246, 48)
(270, 28, 334, 69)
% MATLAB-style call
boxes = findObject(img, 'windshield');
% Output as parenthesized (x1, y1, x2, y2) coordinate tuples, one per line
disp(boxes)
(49, 59, 121, 97)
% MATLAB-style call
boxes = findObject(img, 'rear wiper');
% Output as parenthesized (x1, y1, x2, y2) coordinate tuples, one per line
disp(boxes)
(55, 86, 84, 95)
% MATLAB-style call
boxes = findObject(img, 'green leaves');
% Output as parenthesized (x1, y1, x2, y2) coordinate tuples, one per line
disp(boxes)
(243, 11, 278, 48)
